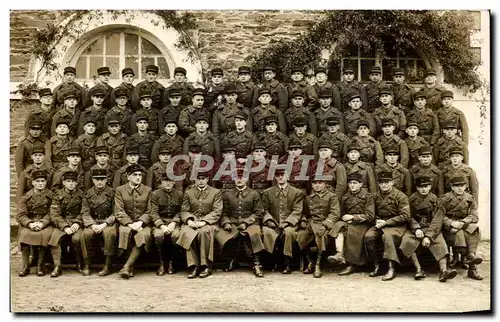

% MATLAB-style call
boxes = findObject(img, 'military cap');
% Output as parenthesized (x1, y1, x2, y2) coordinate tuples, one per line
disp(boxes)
(379, 171, 393, 182)
(163, 116, 178, 126)
(174, 67, 187, 75)
(318, 88, 333, 98)
(441, 90, 454, 99)
(126, 164, 144, 175)
(406, 121, 419, 129)
(381, 118, 396, 127)
(63, 90, 78, 100)
(145, 65, 159, 74)
(222, 144, 236, 153)
(63, 66, 77, 75)
(29, 120, 43, 129)
(161, 172, 174, 181)
(32, 170, 47, 180)
(83, 117, 97, 126)
(349, 91, 362, 101)
(253, 142, 267, 151)
(379, 87, 393, 96)
(91, 168, 108, 179)
(94, 146, 109, 155)
(121, 67, 135, 77)
(315, 67, 327, 75)
(168, 88, 182, 97)
(369, 66, 382, 74)
(347, 143, 361, 152)
(90, 87, 106, 97)
(234, 110, 248, 121)
(357, 119, 370, 128)
(288, 140, 302, 150)
(97, 67, 111, 75)
(139, 89, 152, 99)
(326, 116, 340, 126)
(195, 115, 209, 124)
(392, 68, 405, 76)
(38, 88, 52, 97)
(263, 66, 277, 72)
(413, 91, 427, 100)
(114, 87, 129, 98)
(55, 119, 69, 127)
(347, 172, 363, 183)
(126, 148, 139, 155)
(291, 90, 305, 98)
(274, 168, 286, 176)
(62, 171, 78, 181)
(449, 147, 464, 156)
(384, 145, 399, 155)
(442, 119, 458, 129)
(263, 115, 278, 125)
(211, 68, 224, 76)
(419, 146, 433, 155)
(107, 117, 120, 125)
(66, 148, 81, 157)
(238, 66, 251, 74)
(31, 146, 45, 155)
(188, 144, 202, 153)
(224, 83, 238, 94)
(293, 116, 308, 127)
(196, 171, 210, 179)
(343, 66, 355, 74)
(291, 66, 304, 74)
(258, 87, 271, 96)
(158, 146, 173, 155)
(450, 176, 466, 185)
(415, 176, 432, 187)
(424, 68, 437, 76)
(192, 88, 205, 97)
(317, 140, 333, 150)
(135, 114, 149, 123)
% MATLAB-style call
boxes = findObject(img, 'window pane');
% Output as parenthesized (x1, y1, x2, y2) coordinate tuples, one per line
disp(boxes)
(125, 33, 139, 55)
(382, 59, 397, 81)
(360, 60, 376, 82)
(345, 44, 358, 57)
(75, 56, 87, 78)
(84, 37, 103, 55)
(469, 11, 481, 30)
(141, 38, 161, 55)
(89, 57, 104, 77)
(327, 60, 341, 83)
(342, 58, 358, 74)
(141, 57, 155, 73)
(157, 56, 170, 79)
(105, 32, 120, 55)
(125, 56, 139, 78)
(105, 57, 120, 79)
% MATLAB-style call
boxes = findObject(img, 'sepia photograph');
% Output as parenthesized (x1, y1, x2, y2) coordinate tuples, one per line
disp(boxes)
(8, 9, 491, 313)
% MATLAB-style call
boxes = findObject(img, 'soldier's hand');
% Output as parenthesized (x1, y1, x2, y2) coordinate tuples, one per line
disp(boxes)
(415, 229, 425, 239)
(237, 223, 247, 231)
(64, 227, 73, 235)
(96, 223, 107, 234)
(91, 224, 100, 234)
(451, 221, 462, 229)
(342, 215, 354, 222)
(33, 223, 42, 231)
(375, 220, 385, 229)
(196, 221, 207, 228)
(317, 225, 327, 237)
(160, 225, 169, 233)
(421, 237, 431, 248)
(223, 223, 232, 231)
(166, 222, 176, 234)
(70, 223, 80, 233)
(266, 221, 276, 229)
(187, 220, 197, 229)
(299, 221, 308, 229)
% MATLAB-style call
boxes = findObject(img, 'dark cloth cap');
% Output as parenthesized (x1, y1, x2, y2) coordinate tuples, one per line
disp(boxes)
(168, 88, 182, 97)
(291, 90, 305, 98)
(291, 66, 304, 73)
(94, 146, 109, 155)
(63, 90, 78, 100)
(311, 174, 326, 182)
(288, 140, 302, 149)
(258, 87, 271, 96)
(370, 66, 382, 74)
(392, 68, 405, 76)
(188, 144, 202, 153)
(211, 68, 224, 76)
(38, 88, 52, 97)
(145, 65, 159, 74)
(415, 176, 432, 187)
(84, 117, 97, 126)
(62, 171, 78, 181)
(424, 68, 437, 76)
(449, 147, 464, 156)
(29, 120, 43, 129)
(55, 119, 69, 127)
(441, 90, 454, 99)
(253, 141, 267, 151)
(234, 110, 248, 120)
(315, 67, 327, 75)
(317, 140, 332, 150)
(293, 116, 308, 126)
(318, 88, 333, 98)
(159, 146, 173, 155)
(107, 117, 120, 125)
(139, 89, 152, 99)
(126, 148, 139, 155)
(161, 172, 174, 181)
(97, 67, 111, 75)
(407, 121, 419, 128)
(419, 146, 433, 155)
(413, 91, 427, 100)
(163, 116, 178, 126)
(114, 87, 129, 98)
(66, 147, 81, 157)
(379, 171, 393, 182)
(326, 116, 340, 126)
(91, 87, 106, 97)
(174, 67, 187, 75)
(31, 146, 45, 155)
(122, 68, 135, 77)
(450, 176, 466, 185)
(347, 172, 363, 183)
(192, 88, 205, 97)
(222, 144, 236, 152)
(64, 67, 77, 75)
(263, 66, 277, 72)
(357, 119, 370, 128)
(381, 118, 396, 127)
(224, 83, 238, 94)
(238, 66, 251, 74)
(274, 169, 286, 176)
(32, 170, 47, 180)
(263, 115, 278, 125)
(91, 168, 108, 178)
(126, 164, 144, 175)
(442, 119, 458, 129)
(349, 91, 362, 101)
(384, 145, 399, 155)
(379, 87, 393, 96)
(347, 143, 361, 152)
(195, 115, 209, 124)
(135, 114, 149, 123)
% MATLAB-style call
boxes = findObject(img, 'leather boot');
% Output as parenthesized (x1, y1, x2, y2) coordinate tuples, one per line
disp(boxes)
(119, 246, 140, 279)
(188, 266, 201, 279)
(167, 260, 176, 274)
(18, 245, 30, 277)
(50, 266, 62, 278)
(459, 253, 469, 269)
(76, 255, 83, 273)
(313, 252, 323, 278)
(50, 246, 62, 278)
(225, 259, 238, 272)
(467, 264, 484, 280)
(199, 264, 212, 278)
(449, 248, 459, 268)
(327, 252, 346, 265)
(369, 260, 381, 277)
(36, 247, 46, 276)
(411, 253, 426, 280)
(382, 260, 396, 281)
(465, 253, 483, 265)
(282, 256, 292, 274)
(28, 246, 36, 268)
(82, 259, 91, 276)
(438, 256, 457, 282)
(339, 265, 355, 276)
(156, 246, 166, 276)
(98, 256, 112, 276)
(253, 253, 264, 278)
(303, 252, 314, 274)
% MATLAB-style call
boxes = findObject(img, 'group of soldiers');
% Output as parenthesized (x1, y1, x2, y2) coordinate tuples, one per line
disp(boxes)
(15, 62, 483, 283)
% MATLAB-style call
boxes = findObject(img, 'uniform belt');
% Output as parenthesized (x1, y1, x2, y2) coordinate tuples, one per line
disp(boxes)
(252, 182, 270, 189)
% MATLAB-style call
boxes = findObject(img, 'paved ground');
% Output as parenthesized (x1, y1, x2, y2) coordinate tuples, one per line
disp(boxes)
(10, 243, 491, 313)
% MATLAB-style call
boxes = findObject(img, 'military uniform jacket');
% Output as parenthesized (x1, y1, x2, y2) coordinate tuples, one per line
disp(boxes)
(126, 132, 158, 168)
(257, 132, 289, 158)
(372, 105, 407, 138)
(151, 134, 184, 163)
(73, 133, 98, 170)
(114, 183, 152, 226)
(288, 132, 318, 156)
(131, 81, 166, 111)
(204, 84, 225, 113)
(405, 136, 430, 167)
(15, 135, 46, 175)
(378, 134, 410, 168)
(16, 164, 53, 203)
(24, 105, 57, 138)
(165, 82, 195, 107)
(313, 106, 346, 134)
(375, 163, 412, 196)
(146, 162, 174, 191)
(178, 105, 211, 137)
(336, 81, 368, 112)
(284, 106, 318, 136)
(410, 164, 445, 196)
(51, 164, 85, 191)
(182, 131, 220, 160)
(433, 136, 469, 166)
(340, 188, 375, 224)
(236, 80, 259, 108)
(180, 186, 223, 225)
(52, 82, 86, 110)
(375, 188, 411, 226)
(406, 107, 440, 145)
(442, 163, 478, 201)
(304, 190, 340, 229)
(221, 187, 263, 226)
(83, 164, 114, 190)
(351, 135, 384, 166)
(344, 161, 377, 194)
(78, 105, 107, 136)
(212, 102, 252, 136)
(97, 132, 127, 169)
(158, 104, 184, 135)
(51, 107, 80, 137)
(314, 81, 342, 110)
(284, 157, 311, 192)
(436, 106, 469, 146)
(150, 187, 183, 227)
(419, 84, 446, 111)
(318, 131, 351, 162)
(50, 188, 84, 230)
(104, 105, 134, 136)
(81, 186, 115, 227)
(286, 80, 318, 109)
(249, 159, 272, 190)
(84, 83, 113, 110)
(262, 184, 304, 227)
(441, 191, 478, 233)
(109, 83, 135, 112)
(409, 192, 445, 241)
(224, 130, 257, 157)
(262, 79, 289, 111)
(45, 135, 75, 169)
(310, 158, 347, 198)
(130, 108, 161, 136)
(365, 81, 389, 112)
(252, 105, 287, 134)
(113, 163, 147, 189)
(390, 83, 416, 112)
(17, 188, 54, 228)
(344, 108, 377, 138)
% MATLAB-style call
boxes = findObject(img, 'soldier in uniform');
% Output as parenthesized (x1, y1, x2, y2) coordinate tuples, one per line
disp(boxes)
(390, 68, 416, 112)
(151, 117, 184, 163)
(80, 168, 117, 276)
(286, 66, 318, 109)
(441, 176, 483, 280)
(105, 87, 134, 136)
(150, 172, 183, 275)
(252, 87, 287, 135)
(344, 91, 377, 138)
(378, 118, 410, 168)
(158, 89, 184, 135)
(437, 90, 469, 146)
(317, 117, 351, 162)
(126, 116, 157, 169)
(372, 87, 407, 138)
(212, 144, 242, 193)
(113, 149, 147, 189)
(204, 68, 226, 114)
(257, 115, 289, 159)
(284, 90, 317, 136)
(16, 120, 46, 176)
(433, 120, 469, 168)
(296, 175, 343, 278)
(83, 67, 114, 111)
(178, 88, 211, 137)
(215, 168, 266, 277)
(248, 142, 273, 195)
(97, 117, 128, 171)
(364, 171, 410, 281)
(419, 69, 447, 111)
(282, 140, 310, 194)
(335, 172, 375, 276)
(261, 66, 288, 111)
(399, 176, 457, 282)
(313, 67, 342, 110)
(288, 116, 318, 156)
(146, 146, 180, 191)
(442, 147, 478, 201)
(344, 143, 377, 194)
(212, 83, 252, 136)
(45, 121, 75, 171)
(51, 90, 81, 138)
(52, 66, 86, 110)
(73, 117, 98, 171)
(83, 146, 114, 190)
(177, 172, 223, 278)
(364, 66, 388, 112)
(406, 91, 440, 146)
(16, 171, 54, 277)
(224, 110, 257, 158)
(130, 89, 161, 136)
(351, 120, 384, 166)
(375, 146, 412, 196)
(51, 148, 85, 191)
(335, 65, 368, 112)
(48, 171, 85, 277)
(404, 122, 431, 168)
(24, 88, 57, 138)
(115, 164, 154, 279)
(261, 169, 304, 274)
(235, 65, 259, 109)
(309, 140, 347, 198)
(78, 87, 108, 136)
(165, 67, 195, 107)
(131, 65, 166, 111)
(182, 116, 220, 161)
(411, 146, 445, 196)
(314, 88, 346, 134)
(109, 68, 135, 112)
(16, 146, 53, 203)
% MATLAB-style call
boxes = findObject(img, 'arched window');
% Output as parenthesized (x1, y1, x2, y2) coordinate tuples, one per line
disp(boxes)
(73, 30, 171, 81)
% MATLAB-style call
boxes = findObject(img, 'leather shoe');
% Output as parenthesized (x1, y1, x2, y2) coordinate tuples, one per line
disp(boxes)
(118, 267, 131, 279)
(157, 264, 166, 276)
(414, 268, 426, 280)
(187, 267, 200, 279)
(129, 267, 135, 277)
(339, 265, 355, 276)
(199, 267, 212, 278)
(382, 267, 396, 281)
(36, 266, 45, 277)
(254, 265, 264, 278)
(18, 266, 30, 277)
(82, 264, 91, 276)
(468, 267, 484, 280)
(369, 265, 381, 277)
(76, 262, 83, 273)
(282, 265, 292, 274)
(327, 253, 346, 265)
(167, 261, 176, 275)
(465, 254, 483, 265)
(439, 269, 457, 282)
(50, 266, 62, 278)
(303, 262, 314, 274)
(225, 259, 238, 272)
(313, 266, 323, 278)
(98, 266, 111, 276)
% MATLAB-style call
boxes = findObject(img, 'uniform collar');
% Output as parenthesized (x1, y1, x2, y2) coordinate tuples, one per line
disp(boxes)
(311, 189, 328, 198)
(275, 184, 289, 197)
(127, 182, 143, 195)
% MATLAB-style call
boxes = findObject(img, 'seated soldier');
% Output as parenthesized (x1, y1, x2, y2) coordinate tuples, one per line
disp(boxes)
(400, 176, 457, 282)
(215, 168, 266, 277)
(48, 171, 85, 277)
(81, 168, 117, 276)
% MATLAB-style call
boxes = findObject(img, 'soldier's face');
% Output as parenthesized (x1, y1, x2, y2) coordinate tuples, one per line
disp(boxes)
(369, 73, 381, 82)
(128, 171, 143, 185)
(169, 95, 182, 106)
(418, 154, 433, 166)
(385, 153, 399, 164)
(357, 126, 370, 136)
(405, 126, 419, 137)
(63, 178, 77, 191)
(252, 149, 266, 160)
(225, 93, 238, 104)
(99, 74, 110, 84)
(136, 120, 149, 131)
(67, 155, 81, 166)
(291, 72, 304, 82)
(158, 153, 172, 163)
(32, 178, 47, 190)
(258, 94, 272, 105)
(319, 97, 331, 107)
(393, 75, 404, 85)
(174, 73, 186, 82)
(126, 154, 139, 164)
(140, 97, 153, 108)
(195, 177, 209, 188)
(235, 118, 246, 130)
(40, 95, 53, 105)
(29, 128, 42, 138)
(161, 180, 176, 190)
(450, 153, 464, 166)
(327, 124, 339, 133)
(238, 73, 251, 82)
(451, 184, 466, 195)
(443, 128, 458, 138)
(416, 184, 432, 195)
(382, 125, 395, 136)
(55, 124, 69, 135)
(318, 148, 333, 160)
(108, 124, 121, 134)
(64, 73, 76, 83)
(379, 94, 392, 105)
(311, 181, 326, 192)
(92, 95, 105, 106)
(192, 95, 204, 107)
(265, 122, 277, 133)
(378, 180, 393, 192)
(414, 98, 426, 109)
(425, 75, 437, 84)
(211, 75, 223, 85)
(116, 95, 128, 106)
(95, 153, 109, 165)
(123, 74, 134, 84)
(223, 151, 235, 161)
(235, 177, 248, 188)
(65, 98, 78, 108)
(195, 120, 209, 132)
(275, 173, 287, 184)
(84, 123, 96, 135)
(316, 72, 327, 82)
(343, 72, 354, 82)
(292, 96, 304, 107)
(349, 98, 362, 110)
(92, 177, 107, 189)
(263, 71, 275, 81)
(347, 150, 360, 162)
(442, 97, 453, 107)
(288, 147, 302, 158)
(294, 125, 307, 135)
(145, 72, 158, 82)
(348, 180, 362, 192)
(31, 152, 45, 164)
(165, 123, 178, 135)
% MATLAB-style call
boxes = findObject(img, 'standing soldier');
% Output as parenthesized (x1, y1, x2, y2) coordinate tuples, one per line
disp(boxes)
(235, 65, 259, 109)
(286, 66, 318, 109)
(204, 68, 226, 114)
(131, 65, 166, 111)
(344, 143, 377, 194)
(375, 146, 412, 196)
(406, 91, 440, 146)
(351, 120, 384, 167)
(178, 88, 211, 138)
(364, 66, 388, 112)
(130, 89, 161, 136)
(314, 89, 346, 134)
(16, 146, 53, 203)
(84, 67, 114, 111)
(16, 120, 46, 176)
(158, 89, 184, 135)
(112, 149, 147, 189)
(433, 120, 469, 168)
(126, 116, 157, 169)
(212, 144, 242, 193)
(313, 67, 342, 110)
(73, 118, 98, 171)
(261, 169, 304, 274)
(252, 87, 287, 135)
(78, 87, 108, 136)
(411, 146, 445, 196)
(261, 66, 288, 111)
(109, 68, 135, 112)
(399, 176, 457, 282)
(288, 117, 318, 156)
(310, 140, 347, 198)
(151, 117, 184, 163)
(436, 90, 470, 146)
(224, 110, 257, 158)
(105, 87, 134, 136)
(248, 142, 273, 194)
(336, 65, 368, 112)
(80, 168, 117, 276)
(51, 148, 85, 191)
(212, 84, 252, 137)
(83, 146, 114, 190)
(372, 87, 407, 138)
(419, 69, 447, 112)
(378, 118, 410, 168)
(52, 66, 86, 110)
(364, 171, 410, 281)
(284, 90, 317, 136)
(51, 90, 81, 138)
(258, 115, 289, 160)
(147, 146, 175, 191)
(317, 117, 351, 162)
(165, 67, 195, 107)
(404, 122, 431, 168)
(283, 141, 309, 194)
(390, 68, 416, 112)
(177, 172, 223, 278)
(97, 117, 128, 171)
(442, 147, 478, 200)
(45, 121, 75, 172)
(344, 91, 377, 138)
(182, 116, 220, 161)
(16, 171, 54, 277)
(24, 88, 57, 138)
